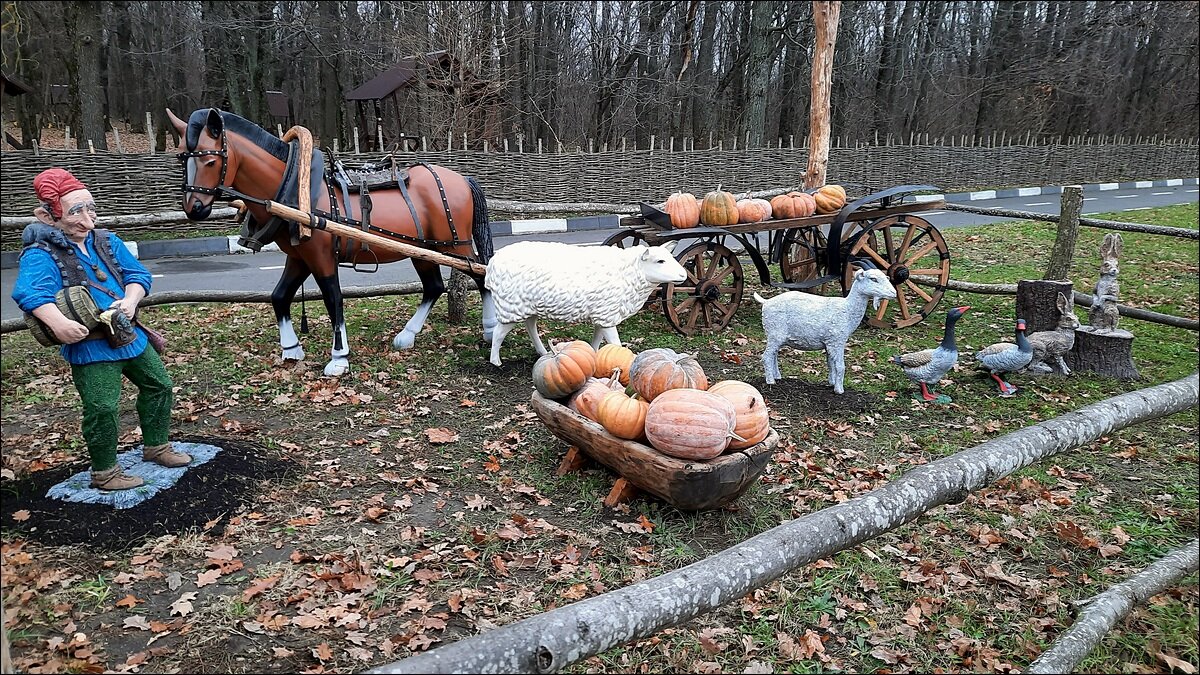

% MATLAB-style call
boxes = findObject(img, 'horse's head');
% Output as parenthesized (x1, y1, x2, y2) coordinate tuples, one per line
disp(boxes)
(168, 107, 231, 221)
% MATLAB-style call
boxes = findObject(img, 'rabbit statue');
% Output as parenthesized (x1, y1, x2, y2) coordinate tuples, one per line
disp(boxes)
(1026, 292, 1080, 375)
(1088, 233, 1122, 332)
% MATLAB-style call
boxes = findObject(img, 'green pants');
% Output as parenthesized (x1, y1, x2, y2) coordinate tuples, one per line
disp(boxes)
(71, 348, 173, 471)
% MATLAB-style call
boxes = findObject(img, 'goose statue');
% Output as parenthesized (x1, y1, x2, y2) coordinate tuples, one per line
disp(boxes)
(975, 318, 1033, 396)
(892, 305, 970, 403)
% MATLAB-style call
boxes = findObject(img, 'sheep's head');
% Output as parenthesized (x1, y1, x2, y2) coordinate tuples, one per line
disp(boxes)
(637, 242, 688, 284)
(850, 267, 897, 308)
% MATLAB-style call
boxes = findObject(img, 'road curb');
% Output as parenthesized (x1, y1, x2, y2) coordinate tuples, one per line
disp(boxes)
(2, 179, 1195, 268)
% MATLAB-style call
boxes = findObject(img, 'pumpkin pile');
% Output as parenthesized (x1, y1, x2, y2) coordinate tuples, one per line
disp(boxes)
(533, 342, 771, 460)
(663, 183, 847, 227)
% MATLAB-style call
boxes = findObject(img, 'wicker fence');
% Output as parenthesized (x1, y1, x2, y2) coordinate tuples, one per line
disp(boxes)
(1, 139, 1196, 231)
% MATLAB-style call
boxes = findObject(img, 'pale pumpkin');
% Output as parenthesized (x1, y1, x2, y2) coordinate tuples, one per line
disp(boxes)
(644, 389, 740, 460)
(813, 184, 848, 214)
(596, 390, 649, 440)
(736, 198, 770, 224)
(628, 348, 709, 401)
(707, 380, 770, 450)
(567, 370, 625, 421)
(664, 191, 701, 229)
(595, 343, 635, 385)
(700, 187, 739, 226)
(532, 340, 596, 399)
(770, 191, 817, 219)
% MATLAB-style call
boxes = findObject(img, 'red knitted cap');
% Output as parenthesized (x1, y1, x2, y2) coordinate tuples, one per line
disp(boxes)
(33, 168, 88, 218)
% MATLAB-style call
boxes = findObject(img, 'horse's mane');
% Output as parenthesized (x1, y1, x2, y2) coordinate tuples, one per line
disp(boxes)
(186, 108, 288, 162)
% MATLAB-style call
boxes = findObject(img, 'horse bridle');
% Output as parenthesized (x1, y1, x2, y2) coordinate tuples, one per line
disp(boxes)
(176, 127, 229, 198)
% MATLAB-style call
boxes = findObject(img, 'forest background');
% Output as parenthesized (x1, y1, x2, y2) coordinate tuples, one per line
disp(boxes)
(1, 0, 1198, 155)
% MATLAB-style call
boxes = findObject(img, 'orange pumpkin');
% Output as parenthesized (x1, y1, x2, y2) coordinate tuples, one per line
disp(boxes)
(770, 191, 817, 219)
(596, 390, 649, 440)
(700, 187, 739, 226)
(595, 344, 635, 385)
(532, 340, 596, 399)
(664, 191, 701, 229)
(628, 348, 708, 401)
(644, 389, 739, 460)
(707, 380, 770, 449)
(813, 184, 848, 214)
(567, 370, 625, 421)
(736, 198, 770, 224)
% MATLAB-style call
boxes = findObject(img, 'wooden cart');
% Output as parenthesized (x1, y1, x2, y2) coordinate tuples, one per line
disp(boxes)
(604, 185, 952, 335)
(531, 391, 779, 511)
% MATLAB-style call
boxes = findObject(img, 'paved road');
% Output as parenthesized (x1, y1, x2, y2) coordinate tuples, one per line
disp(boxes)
(2, 185, 1196, 321)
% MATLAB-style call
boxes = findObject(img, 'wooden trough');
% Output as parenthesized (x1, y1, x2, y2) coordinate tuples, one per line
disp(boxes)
(530, 391, 778, 511)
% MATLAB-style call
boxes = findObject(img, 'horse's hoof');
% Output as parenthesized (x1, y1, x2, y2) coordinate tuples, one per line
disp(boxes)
(392, 331, 416, 350)
(282, 347, 306, 361)
(323, 359, 350, 377)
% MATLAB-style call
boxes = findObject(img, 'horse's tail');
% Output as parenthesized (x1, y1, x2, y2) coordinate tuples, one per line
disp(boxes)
(467, 175, 493, 265)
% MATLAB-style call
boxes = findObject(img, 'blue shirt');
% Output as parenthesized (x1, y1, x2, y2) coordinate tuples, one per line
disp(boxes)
(12, 229, 153, 365)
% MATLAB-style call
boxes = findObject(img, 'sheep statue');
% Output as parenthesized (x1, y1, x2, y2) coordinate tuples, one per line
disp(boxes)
(756, 264, 897, 394)
(485, 241, 688, 366)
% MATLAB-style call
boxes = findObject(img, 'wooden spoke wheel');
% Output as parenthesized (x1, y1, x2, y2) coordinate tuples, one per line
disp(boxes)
(604, 229, 660, 309)
(844, 214, 950, 329)
(663, 242, 744, 336)
(779, 221, 870, 294)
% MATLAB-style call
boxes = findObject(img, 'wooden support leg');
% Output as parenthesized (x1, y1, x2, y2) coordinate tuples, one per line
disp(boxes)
(603, 477, 640, 508)
(555, 446, 590, 476)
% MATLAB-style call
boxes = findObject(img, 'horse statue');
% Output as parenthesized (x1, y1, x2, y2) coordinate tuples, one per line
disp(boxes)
(167, 107, 496, 376)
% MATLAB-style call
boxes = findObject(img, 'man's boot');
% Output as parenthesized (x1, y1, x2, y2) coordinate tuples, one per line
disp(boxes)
(90, 466, 144, 491)
(143, 443, 192, 468)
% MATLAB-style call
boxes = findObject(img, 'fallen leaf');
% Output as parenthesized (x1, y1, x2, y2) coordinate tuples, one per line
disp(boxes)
(115, 594, 141, 609)
(424, 427, 459, 444)
(123, 615, 153, 631)
(196, 569, 222, 588)
(169, 592, 197, 617)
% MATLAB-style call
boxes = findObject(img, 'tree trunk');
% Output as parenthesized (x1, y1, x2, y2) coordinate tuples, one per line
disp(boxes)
(1044, 186, 1083, 280)
(803, 0, 840, 188)
(1016, 280, 1073, 336)
(368, 373, 1199, 675)
(745, 0, 774, 147)
(71, 0, 108, 150)
(1028, 539, 1199, 674)
(1067, 327, 1140, 380)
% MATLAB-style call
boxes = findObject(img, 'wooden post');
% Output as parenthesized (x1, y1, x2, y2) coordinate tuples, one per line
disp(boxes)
(803, 0, 841, 188)
(146, 111, 155, 154)
(1044, 185, 1083, 280)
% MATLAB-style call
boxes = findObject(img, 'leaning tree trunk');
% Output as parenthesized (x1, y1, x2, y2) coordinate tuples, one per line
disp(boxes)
(1028, 539, 1199, 674)
(369, 373, 1199, 674)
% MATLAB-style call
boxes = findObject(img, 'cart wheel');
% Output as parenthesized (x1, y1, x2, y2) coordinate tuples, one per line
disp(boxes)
(844, 215, 950, 329)
(602, 229, 646, 248)
(779, 221, 870, 294)
(663, 242, 744, 336)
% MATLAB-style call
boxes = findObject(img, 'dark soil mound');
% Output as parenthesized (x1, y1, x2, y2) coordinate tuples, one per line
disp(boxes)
(0, 436, 295, 551)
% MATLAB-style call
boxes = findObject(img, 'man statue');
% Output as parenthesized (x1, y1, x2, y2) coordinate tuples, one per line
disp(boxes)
(11, 168, 191, 491)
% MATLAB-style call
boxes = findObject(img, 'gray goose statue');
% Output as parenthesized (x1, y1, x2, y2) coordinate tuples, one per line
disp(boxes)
(975, 318, 1033, 396)
(893, 305, 970, 403)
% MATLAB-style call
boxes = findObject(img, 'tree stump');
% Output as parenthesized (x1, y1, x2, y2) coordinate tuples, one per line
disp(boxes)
(446, 269, 473, 325)
(1016, 279, 1074, 335)
(1066, 327, 1140, 380)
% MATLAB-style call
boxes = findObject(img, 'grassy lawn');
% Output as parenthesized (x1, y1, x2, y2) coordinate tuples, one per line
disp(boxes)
(1, 203, 1196, 674)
